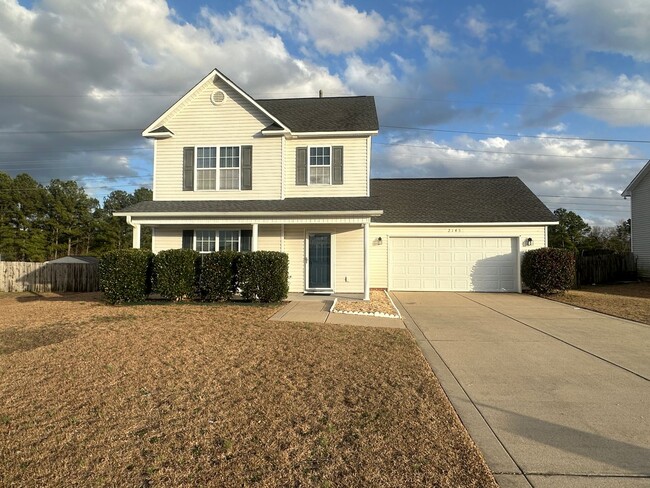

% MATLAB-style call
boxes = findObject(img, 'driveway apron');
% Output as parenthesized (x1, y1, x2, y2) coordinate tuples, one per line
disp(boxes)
(392, 292, 650, 488)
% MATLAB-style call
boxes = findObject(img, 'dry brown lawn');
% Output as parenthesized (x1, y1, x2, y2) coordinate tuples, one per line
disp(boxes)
(549, 282, 650, 324)
(0, 292, 495, 487)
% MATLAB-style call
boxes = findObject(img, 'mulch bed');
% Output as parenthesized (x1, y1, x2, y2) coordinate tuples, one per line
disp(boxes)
(548, 282, 650, 325)
(0, 292, 496, 487)
(332, 289, 400, 317)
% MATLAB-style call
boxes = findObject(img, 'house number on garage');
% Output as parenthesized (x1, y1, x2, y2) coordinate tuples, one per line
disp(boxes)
(447, 228, 462, 233)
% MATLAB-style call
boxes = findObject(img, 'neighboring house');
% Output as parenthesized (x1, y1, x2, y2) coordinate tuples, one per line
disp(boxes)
(622, 160, 650, 279)
(115, 69, 557, 298)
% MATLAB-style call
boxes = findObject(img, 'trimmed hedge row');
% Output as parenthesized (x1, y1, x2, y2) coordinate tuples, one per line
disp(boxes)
(521, 247, 575, 294)
(99, 249, 289, 304)
(99, 249, 153, 304)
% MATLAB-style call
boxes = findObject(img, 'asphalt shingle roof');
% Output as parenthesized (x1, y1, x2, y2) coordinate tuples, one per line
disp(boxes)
(118, 178, 555, 224)
(256, 96, 378, 132)
(118, 197, 382, 214)
(370, 177, 556, 223)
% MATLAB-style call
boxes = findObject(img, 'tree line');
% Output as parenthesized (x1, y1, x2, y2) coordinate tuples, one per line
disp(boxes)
(548, 208, 631, 254)
(0, 172, 151, 262)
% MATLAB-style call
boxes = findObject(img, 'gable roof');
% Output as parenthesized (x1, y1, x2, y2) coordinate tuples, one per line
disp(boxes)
(142, 68, 290, 137)
(370, 177, 557, 224)
(622, 160, 650, 197)
(256, 96, 378, 133)
(142, 68, 378, 137)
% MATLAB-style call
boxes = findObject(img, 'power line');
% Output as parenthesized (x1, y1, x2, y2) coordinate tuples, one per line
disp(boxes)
(0, 129, 141, 135)
(0, 146, 150, 155)
(381, 125, 650, 145)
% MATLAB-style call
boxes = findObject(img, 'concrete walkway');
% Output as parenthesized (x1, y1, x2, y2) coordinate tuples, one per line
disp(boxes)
(270, 298, 405, 328)
(392, 292, 650, 488)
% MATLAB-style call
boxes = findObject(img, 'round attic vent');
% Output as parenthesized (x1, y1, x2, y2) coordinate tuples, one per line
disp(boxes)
(210, 90, 226, 105)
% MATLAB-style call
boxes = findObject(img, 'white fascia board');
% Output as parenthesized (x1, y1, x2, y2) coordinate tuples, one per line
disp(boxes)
(622, 160, 650, 197)
(128, 217, 373, 225)
(371, 221, 559, 227)
(142, 69, 290, 137)
(289, 130, 378, 138)
(145, 132, 173, 139)
(114, 210, 383, 218)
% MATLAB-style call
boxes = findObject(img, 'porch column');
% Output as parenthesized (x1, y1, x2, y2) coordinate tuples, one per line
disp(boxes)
(128, 217, 141, 249)
(363, 222, 370, 301)
(252, 223, 259, 251)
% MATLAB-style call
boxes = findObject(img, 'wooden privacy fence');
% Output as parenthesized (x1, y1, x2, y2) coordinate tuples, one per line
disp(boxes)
(0, 261, 100, 292)
(576, 253, 637, 286)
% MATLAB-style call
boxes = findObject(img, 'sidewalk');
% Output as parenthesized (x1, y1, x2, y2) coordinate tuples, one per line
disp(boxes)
(270, 299, 405, 329)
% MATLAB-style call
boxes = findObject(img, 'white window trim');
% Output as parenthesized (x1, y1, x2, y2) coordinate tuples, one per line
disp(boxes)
(307, 145, 332, 186)
(193, 229, 243, 253)
(194, 145, 242, 191)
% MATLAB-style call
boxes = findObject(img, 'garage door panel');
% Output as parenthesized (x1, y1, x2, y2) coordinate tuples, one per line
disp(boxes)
(389, 237, 517, 292)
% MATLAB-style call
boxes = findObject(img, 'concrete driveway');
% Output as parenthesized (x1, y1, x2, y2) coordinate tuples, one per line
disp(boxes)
(391, 292, 650, 488)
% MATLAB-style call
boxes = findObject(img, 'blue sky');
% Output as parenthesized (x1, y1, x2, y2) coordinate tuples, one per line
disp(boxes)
(2, 0, 650, 225)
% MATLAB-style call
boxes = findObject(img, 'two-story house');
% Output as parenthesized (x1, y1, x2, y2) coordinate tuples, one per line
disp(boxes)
(116, 69, 557, 298)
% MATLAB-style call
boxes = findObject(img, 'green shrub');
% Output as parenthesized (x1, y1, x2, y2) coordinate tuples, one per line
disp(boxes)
(197, 251, 239, 301)
(153, 249, 199, 301)
(238, 251, 289, 303)
(521, 247, 576, 294)
(99, 249, 153, 304)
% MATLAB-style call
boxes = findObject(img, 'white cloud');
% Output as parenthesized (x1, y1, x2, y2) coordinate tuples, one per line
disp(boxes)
(544, 0, 650, 61)
(528, 82, 554, 98)
(373, 133, 637, 224)
(461, 6, 490, 42)
(419, 25, 450, 52)
(294, 0, 386, 55)
(574, 75, 650, 126)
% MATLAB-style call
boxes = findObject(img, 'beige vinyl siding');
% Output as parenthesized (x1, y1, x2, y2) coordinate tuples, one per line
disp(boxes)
(152, 226, 182, 253)
(369, 224, 548, 289)
(258, 225, 282, 252)
(631, 176, 650, 278)
(154, 75, 282, 200)
(283, 225, 364, 293)
(284, 137, 368, 197)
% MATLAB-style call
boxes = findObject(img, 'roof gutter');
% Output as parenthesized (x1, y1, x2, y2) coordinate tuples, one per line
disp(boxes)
(114, 209, 384, 218)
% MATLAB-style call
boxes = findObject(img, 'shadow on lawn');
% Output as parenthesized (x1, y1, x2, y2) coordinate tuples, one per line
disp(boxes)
(14, 291, 104, 304)
(0, 324, 77, 355)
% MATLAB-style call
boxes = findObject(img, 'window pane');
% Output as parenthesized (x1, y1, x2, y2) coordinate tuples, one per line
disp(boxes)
(195, 230, 216, 253)
(197, 146, 217, 169)
(219, 168, 240, 190)
(197, 169, 216, 190)
(220, 146, 240, 168)
(309, 147, 330, 166)
(310, 166, 330, 184)
(219, 230, 239, 251)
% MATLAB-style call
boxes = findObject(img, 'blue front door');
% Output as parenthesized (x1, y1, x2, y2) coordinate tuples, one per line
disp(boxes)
(308, 233, 331, 289)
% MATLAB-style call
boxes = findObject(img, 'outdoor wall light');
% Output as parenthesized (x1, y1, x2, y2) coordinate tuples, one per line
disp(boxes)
(525, 237, 534, 246)
(376, 237, 383, 245)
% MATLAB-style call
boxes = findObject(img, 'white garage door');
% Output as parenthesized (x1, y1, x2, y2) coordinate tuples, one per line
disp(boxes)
(389, 237, 517, 292)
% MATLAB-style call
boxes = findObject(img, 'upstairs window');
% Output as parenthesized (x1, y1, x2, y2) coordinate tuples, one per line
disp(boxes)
(196, 147, 217, 190)
(309, 147, 331, 185)
(219, 146, 240, 190)
(195, 146, 240, 190)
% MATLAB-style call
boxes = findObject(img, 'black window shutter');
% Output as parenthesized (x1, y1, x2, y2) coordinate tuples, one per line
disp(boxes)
(183, 147, 194, 191)
(332, 146, 344, 185)
(182, 230, 194, 249)
(296, 147, 308, 185)
(241, 145, 252, 190)
(240, 229, 252, 252)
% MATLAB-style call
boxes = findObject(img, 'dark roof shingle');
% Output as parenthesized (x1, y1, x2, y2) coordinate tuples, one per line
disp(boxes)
(117, 197, 381, 214)
(257, 96, 378, 132)
(370, 177, 556, 223)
